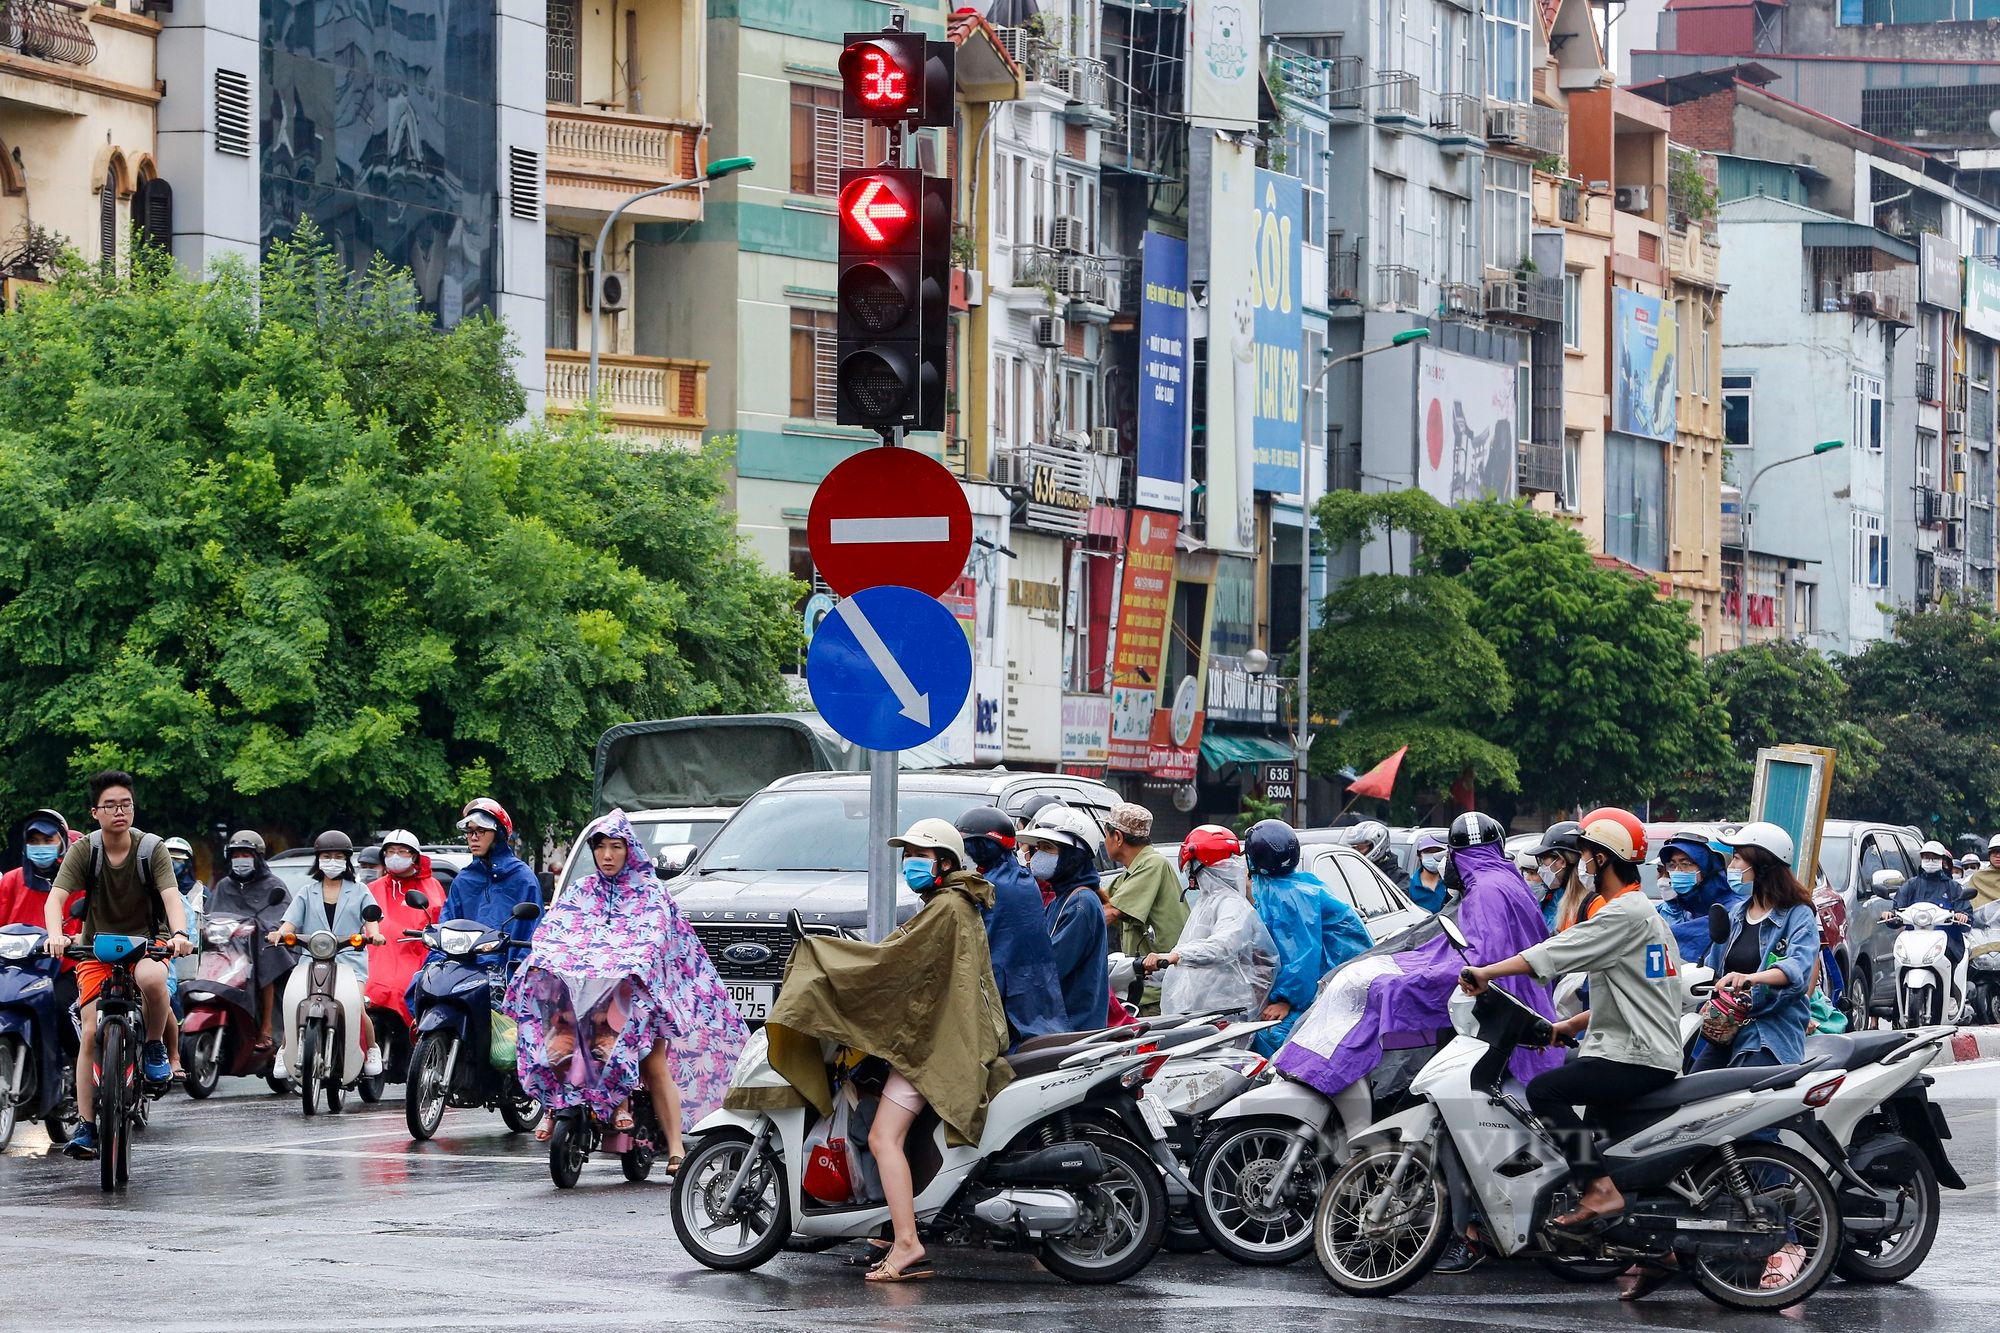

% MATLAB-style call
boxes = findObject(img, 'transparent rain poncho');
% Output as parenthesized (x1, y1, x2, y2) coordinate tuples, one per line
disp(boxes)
(1158, 855, 1278, 1018)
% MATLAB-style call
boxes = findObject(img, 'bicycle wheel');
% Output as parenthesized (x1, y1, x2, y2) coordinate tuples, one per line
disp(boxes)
(97, 1021, 125, 1193)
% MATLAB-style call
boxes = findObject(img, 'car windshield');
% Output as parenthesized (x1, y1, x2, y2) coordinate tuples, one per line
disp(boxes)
(1819, 835, 1851, 892)
(267, 860, 317, 900)
(698, 790, 988, 873)
(561, 818, 728, 891)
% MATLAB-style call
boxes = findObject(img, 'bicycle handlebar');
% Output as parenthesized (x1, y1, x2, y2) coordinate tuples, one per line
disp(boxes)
(61, 940, 174, 963)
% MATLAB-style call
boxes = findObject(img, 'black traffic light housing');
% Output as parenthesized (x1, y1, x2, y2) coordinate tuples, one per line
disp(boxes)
(836, 167, 949, 432)
(840, 31, 955, 127)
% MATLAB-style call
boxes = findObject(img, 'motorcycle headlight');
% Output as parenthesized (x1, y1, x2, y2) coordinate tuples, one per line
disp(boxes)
(306, 932, 338, 962)
(0, 933, 37, 961)
(439, 927, 483, 955)
(204, 921, 237, 947)
(1919, 937, 1947, 965)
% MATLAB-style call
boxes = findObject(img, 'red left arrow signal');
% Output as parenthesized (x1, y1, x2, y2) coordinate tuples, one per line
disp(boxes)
(841, 175, 913, 247)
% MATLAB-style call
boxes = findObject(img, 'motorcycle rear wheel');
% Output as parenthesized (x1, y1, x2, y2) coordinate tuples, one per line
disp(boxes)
(0, 1036, 19, 1149)
(406, 1031, 451, 1141)
(500, 1077, 544, 1134)
(1313, 1141, 1451, 1297)
(1684, 1142, 1841, 1311)
(549, 1114, 588, 1189)
(356, 1073, 384, 1103)
(1038, 1129, 1169, 1284)
(181, 1031, 221, 1099)
(1835, 1146, 1939, 1284)
(671, 1129, 792, 1272)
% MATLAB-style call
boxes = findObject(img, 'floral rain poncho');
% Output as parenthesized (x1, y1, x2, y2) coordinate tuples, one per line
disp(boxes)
(505, 809, 746, 1128)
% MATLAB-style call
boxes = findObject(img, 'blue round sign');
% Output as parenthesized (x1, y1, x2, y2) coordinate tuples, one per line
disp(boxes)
(806, 584, 972, 752)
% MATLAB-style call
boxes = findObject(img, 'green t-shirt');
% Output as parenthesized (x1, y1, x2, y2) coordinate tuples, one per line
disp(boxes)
(52, 830, 178, 943)
(1108, 844, 1189, 956)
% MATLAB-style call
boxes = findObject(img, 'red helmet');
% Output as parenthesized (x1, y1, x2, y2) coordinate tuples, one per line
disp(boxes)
(1179, 824, 1242, 871)
(457, 797, 514, 840)
(1577, 806, 1647, 863)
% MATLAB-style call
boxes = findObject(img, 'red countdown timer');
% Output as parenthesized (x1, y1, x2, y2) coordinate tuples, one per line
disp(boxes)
(855, 48, 907, 108)
(839, 33, 925, 121)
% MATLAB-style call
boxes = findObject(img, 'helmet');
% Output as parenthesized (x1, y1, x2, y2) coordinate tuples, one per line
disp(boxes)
(380, 829, 421, 856)
(1578, 807, 1648, 863)
(1919, 839, 1951, 860)
(1016, 793, 1068, 828)
(355, 844, 384, 868)
(226, 829, 267, 856)
(954, 807, 1018, 847)
(889, 817, 966, 864)
(1180, 824, 1242, 871)
(1413, 831, 1446, 855)
(313, 830, 354, 854)
(1244, 820, 1301, 876)
(1021, 806, 1101, 856)
(1448, 812, 1505, 849)
(457, 797, 514, 840)
(1988, 833, 2000, 852)
(1723, 821, 1795, 864)
(1526, 821, 1583, 859)
(163, 836, 193, 859)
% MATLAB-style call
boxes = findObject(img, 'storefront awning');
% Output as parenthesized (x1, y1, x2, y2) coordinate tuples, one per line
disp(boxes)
(1200, 733, 1296, 771)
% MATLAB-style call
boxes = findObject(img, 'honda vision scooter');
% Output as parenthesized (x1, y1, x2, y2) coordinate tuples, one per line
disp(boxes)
(180, 886, 292, 1098)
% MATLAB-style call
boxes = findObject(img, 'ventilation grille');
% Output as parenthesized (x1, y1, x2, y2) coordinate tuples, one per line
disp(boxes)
(214, 69, 251, 157)
(509, 146, 540, 221)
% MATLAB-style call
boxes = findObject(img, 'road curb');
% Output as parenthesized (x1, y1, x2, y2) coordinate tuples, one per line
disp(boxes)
(1937, 1027, 2000, 1066)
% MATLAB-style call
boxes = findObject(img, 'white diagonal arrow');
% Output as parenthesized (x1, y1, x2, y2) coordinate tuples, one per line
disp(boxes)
(836, 595, 930, 727)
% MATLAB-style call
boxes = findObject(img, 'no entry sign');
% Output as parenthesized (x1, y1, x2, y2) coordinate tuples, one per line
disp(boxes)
(807, 448, 972, 598)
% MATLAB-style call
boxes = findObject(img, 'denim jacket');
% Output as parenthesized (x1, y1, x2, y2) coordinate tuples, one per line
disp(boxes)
(1703, 900, 1819, 1063)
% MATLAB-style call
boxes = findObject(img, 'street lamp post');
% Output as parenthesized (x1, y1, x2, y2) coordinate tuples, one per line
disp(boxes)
(587, 155, 756, 403)
(1292, 327, 1430, 825)
(1735, 438, 1845, 649)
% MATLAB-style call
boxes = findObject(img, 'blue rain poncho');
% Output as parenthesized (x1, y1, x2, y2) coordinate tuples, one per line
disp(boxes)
(1250, 867, 1374, 1055)
(1655, 835, 1746, 964)
(1043, 844, 1109, 1033)
(1158, 856, 1278, 1019)
(977, 847, 1067, 1048)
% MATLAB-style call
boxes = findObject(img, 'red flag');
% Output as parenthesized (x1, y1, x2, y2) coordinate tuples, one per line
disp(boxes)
(1345, 746, 1407, 801)
(1450, 768, 1476, 813)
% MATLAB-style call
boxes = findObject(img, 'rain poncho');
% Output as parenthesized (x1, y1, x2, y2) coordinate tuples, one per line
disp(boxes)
(506, 810, 746, 1128)
(1250, 866, 1373, 1056)
(205, 847, 296, 991)
(975, 848, 1067, 1048)
(1044, 844, 1109, 1033)
(365, 856, 442, 1025)
(1965, 865, 2000, 913)
(1896, 869, 1971, 945)
(1655, 835, 1746, 964)
(1159, 857, 1278, 1018)
(1275, 840, 1561, 1094)
(0, 810, 72, 931)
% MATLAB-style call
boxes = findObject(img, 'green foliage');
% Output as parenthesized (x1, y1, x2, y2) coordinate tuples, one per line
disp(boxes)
(1670, 149, 1719, 226)
(0, 231, 800, 850)
(1233, 792, 1286, 835)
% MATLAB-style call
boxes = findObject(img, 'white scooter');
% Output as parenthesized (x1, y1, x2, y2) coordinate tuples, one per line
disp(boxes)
(278, 903, 383, 1116)
(1883, 902, 1969, 1028)
(1313, 914, 1847, 1312)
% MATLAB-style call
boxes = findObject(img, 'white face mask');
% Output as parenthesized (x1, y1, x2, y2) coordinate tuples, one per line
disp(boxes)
(229, 856, 256, 877)
(1029, 849, 1060, 881)
(318, 857, 348, 879)
(1538, 864, 1561, 890)
(1577, 857, 1599, 894)
(384, 852, 417, 876)
(1420, 852, 1445, 874)
(1921, 857, 1944, 874)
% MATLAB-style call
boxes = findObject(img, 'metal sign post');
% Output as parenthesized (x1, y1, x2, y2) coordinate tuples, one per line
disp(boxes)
(868, 749, 899, 942)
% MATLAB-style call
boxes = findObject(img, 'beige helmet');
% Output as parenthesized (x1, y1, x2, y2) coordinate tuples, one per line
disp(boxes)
(888, 817, 965, 863)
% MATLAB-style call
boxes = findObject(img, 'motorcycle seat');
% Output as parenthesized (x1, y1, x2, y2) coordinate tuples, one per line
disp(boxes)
(1801, 1030, 1910, 1070)
(1614, 1062, 1806, 1114)
(1007, 1043, 1101, 1077)
(1013, 1027, 1114, 1054)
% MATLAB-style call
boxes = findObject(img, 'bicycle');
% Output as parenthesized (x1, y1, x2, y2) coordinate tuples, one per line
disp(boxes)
(64, 936, 172, 1192)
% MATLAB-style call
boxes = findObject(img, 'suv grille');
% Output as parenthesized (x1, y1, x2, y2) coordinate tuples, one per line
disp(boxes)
(692, 924, 794, 982)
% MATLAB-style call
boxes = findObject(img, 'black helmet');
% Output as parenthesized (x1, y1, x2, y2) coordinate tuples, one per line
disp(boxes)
(1016, 793, 1067, 827)
(1526, 820, 1583, 860)
(1447, 812, 1505, 849)
(313, 830, 354, 854)
(956, 806, 1018, 845)
(1244, 819, 1301, 876)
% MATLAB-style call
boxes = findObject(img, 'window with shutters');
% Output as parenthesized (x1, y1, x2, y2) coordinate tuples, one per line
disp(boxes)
(790, 307, 837, 419)
(790, 85, 865, 198)
(546, 235, 578, 351)
(99, 166, 117, 275)
(132, 176, 172, 254)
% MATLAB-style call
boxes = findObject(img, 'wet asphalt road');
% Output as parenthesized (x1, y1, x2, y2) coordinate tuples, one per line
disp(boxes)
(2, 1063, 1997, 1333)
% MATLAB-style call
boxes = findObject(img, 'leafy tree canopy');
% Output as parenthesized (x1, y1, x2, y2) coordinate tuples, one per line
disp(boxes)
(0, 233, 800, 851)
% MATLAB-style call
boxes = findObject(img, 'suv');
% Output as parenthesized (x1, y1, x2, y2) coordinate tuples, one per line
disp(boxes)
(1818, 819, 1928, 1026)
(671, 770, 1120, 1023)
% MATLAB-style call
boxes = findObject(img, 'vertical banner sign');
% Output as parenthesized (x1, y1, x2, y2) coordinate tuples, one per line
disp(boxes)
(1416, 346, 1519, 505)
(1189, 0, 1259, 128)
(1965, 257, 2000, 340)
(1251, 169, 1304, 494)
(1137, 232, 1189, 512)
(1108, 510, 1179, 769)
(1208, 135, 1256, 553)
(1612, 287, 1678, 443)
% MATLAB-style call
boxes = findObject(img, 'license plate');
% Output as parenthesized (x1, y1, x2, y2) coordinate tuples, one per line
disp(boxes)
(728, 983, 775, 1022)
(1135, 1093, 1172, 1140)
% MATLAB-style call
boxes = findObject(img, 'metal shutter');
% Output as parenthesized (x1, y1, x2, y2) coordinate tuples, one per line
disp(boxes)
(509, 147, 540, 221)
(214, 69, 251, 156)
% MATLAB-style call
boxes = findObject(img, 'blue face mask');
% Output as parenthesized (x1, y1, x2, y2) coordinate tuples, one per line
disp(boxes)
(24, 844, 61, 871)
(1666, 869, 1698, 896)
(901, 857, 937, 892)
(1725, 868, 1748, 891)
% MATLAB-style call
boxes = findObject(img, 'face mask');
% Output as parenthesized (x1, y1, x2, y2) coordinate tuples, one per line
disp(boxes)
(318, 857, 348, 879)
(1667, 869, 1698, 896)
(230, 856, 256, 877)
(25, 845, 61, 871)
(1420, 852, 1444, 874)
(901, 857, 936, 891)
(1577, 859, 1599, 895)
(1921, 857, 1944, 874)
(1725, 868, 1747, 891)
(1538, 865, 1561, 891)
(1029, 849, 1060, 882)
(384, 853, 417, 875)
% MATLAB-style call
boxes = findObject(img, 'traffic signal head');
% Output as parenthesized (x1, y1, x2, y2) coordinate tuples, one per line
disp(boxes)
(840, 30, 955, 127)
(836, 168, 950, 432)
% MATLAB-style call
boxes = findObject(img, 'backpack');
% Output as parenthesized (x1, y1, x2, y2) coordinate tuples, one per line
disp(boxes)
(82, 830, 168, 931)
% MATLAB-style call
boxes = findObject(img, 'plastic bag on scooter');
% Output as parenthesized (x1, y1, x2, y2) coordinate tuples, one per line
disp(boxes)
(491, 1012, 519, 1071)
(803, 1081, 858, 1204)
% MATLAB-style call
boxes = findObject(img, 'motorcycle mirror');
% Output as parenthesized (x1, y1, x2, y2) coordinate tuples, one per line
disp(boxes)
(1436, 914, 1470, 953)
(511, 900, 541, 922)
(403, 889, 430, 911)
(786, 908, 808, 941)
(1870, 868, 1905, 897)
(266, 887, 287, 908)
(361, 903, 383, 923)
(1709, 902, 1732, 945)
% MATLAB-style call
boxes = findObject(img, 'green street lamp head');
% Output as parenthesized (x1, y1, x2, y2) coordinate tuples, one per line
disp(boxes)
(1390, 329, 1431, 346)
(1811, 439, 1845, 454)
(705, 156, 756, 181)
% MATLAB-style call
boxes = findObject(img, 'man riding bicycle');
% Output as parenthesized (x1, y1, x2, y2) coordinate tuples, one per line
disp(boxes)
(41, 771, 191, 1160)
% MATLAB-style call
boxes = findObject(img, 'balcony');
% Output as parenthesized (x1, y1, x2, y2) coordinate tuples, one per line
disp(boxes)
(544, 108, 705, 221)
(1916, 359, 1940, 405)
(1667, 226, 1722, 287)
(1375, 264, 1421, 312)
(1559, 180, 1582, 224)
(1435, 93, 1482, 148)
(1483, 273, 1562, 325)
(1329, 245, 1361, 304)
(0, 0, 95, 67)
(1325, 56, 1367, 109)
(1013, 245, 1114, 315)
(1439, 281, 1482, 322)
(546, 351, 708, 450)
(1373, 72, 1421, 128)
(1525, 104, 1567, 158)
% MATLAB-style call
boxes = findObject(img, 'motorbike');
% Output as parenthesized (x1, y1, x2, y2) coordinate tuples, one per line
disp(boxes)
(1967, 909, 2000, 1026)
(518, 971, 671, 1188)
(1311, 913, 1847, 1311)
(400, 890, 543, 1141)
(1883, 902, 1968, 1028)
(277, 903, 384, 1116)
(0, 924, 72, 1147)
(179, 887, 292, 1099)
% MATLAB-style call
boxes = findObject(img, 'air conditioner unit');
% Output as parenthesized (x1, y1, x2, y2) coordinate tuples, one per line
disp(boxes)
(1032, 314, 1067, 348)
(588, 270, 630, 312)
(1947, 520, 1966, 551)
(1849, 289, 1876, 316)
(989, 448, 1021, 485)
(1947, 410, 1968, 436)
(1090, 426, 1120, 455)
(1053, 263, 1091, 298)
(993, 26, 1030, 68)
(1485, 106, 1523, 142)
(1955, 489, 1969, 518)
(1952, 449, 1970, 476)
(1615, 185, 1651, 214)
(1049, 215, 1087, 253)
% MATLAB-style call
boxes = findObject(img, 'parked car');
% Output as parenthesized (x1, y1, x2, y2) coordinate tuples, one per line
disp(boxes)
(1821, 819, 1931, 1028)
(554, 807, 733, 894)
(669, 771, 1120, 1023)
(1298, 840, 1431, 942)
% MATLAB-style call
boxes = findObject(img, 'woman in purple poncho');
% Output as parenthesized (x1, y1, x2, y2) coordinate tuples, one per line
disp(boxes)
(507, 809, 746, 1171)
(1275, 812, 1561, 1095)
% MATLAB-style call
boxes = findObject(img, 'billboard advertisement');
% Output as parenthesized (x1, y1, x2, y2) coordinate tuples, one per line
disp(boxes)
(1920, 233, 1962, 311)
(1108, 510, 1178, 769)
(1250, 169, 1305, 495)
(1136, 232, 1188, 512)
(1612, 286, 1677, 442)
(1966, 258, 2000, 340)
(1416, 347, 1518, 505)
(1206, 134, 1257, 553)
(1189, 0, 1259, 129)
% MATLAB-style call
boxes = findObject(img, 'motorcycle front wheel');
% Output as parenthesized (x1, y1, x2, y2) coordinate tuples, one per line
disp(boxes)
(299, 1022, 322, 1118)
(0, 1036, 20, 1149)
(1192, 1119, 1326, 1266)
(548, 1113, 588, 1189)
(1313, 1141, 1451, 1297)
(671, 1129, 792, 1272)
(1038, 1130, 1169, 1284)
(181, 1031, 221, 1099)
(406, 1031, 451, 1141)
(1835, 1145, 1939, 1284)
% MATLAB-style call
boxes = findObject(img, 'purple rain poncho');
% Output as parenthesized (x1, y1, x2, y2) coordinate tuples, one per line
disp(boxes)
(505, 810, 747, 1128)
(1274, 840, 1562, 1094)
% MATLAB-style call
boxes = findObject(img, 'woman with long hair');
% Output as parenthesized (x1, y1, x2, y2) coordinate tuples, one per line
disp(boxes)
(1695, 822, 1820, 1074)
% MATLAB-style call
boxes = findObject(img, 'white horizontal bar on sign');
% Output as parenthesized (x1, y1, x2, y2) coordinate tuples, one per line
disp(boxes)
(828, 516, 952, 544)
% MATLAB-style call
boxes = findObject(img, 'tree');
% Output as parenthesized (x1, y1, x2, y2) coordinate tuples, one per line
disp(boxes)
(0, 235, 801, 851)
(1308, 491, 1517, 801)
(1424, 499, 1728, 812)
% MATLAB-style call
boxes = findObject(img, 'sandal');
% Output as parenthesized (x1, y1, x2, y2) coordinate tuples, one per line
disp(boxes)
(1621, 1261, 1678, 1302)
(535, 1122, 554, 1142)
(1760, 1243, 1806, 1291)
(664, 1154, 683, 1177)
(1550, 1203, 1624, 1232)
(864, 1257, 933, 1283)
(613, 1107, 635, 1131)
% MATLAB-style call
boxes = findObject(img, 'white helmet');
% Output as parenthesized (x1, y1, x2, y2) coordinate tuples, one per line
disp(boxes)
(1724, 821, 1795, 864)
(1988, 834, 2000, 852)
(163, 836, 194, 858)
(1346, 820, 1389, 852)
(380, 829, 422, 856)
(1021, 806, 1102, 857)
(1919, 840, 1951, 861)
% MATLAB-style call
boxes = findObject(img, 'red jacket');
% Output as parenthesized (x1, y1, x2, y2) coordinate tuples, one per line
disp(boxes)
(365, 860, 443, 1024)
(0, 866, 46, 931)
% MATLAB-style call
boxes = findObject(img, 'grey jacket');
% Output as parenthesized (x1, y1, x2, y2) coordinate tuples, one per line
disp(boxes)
(1521, 889, 1684, 1072)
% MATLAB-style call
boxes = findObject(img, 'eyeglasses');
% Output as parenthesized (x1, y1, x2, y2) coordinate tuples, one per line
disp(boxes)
(94, 801, 134, 813)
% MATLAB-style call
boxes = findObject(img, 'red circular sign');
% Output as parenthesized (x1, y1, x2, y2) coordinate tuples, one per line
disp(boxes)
(808, 448, 972, 598)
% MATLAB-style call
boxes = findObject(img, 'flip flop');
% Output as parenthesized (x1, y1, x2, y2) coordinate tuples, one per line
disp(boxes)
(664, 1155, 683, 1177)
(1620, 1262, 1678, 1302)
(1760, 1243, 1806, 1291)
(864, 1258, 933, 1283)
(1550, 1202, 1624, 1232)
(535, 1123, 554, 1142)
